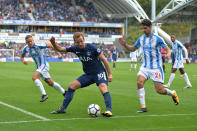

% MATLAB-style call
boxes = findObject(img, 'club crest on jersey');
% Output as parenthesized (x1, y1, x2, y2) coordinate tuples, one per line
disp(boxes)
(87, 51, 91, 56)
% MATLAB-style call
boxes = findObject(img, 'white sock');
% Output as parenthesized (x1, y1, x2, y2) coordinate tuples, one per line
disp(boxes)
(138, 88, 146, 108)
(53, 82, 65, 94)
(183, 73, 192, 86)
(168, 73, 175, 86)
(34, 79, 46, 95)
(130, 64, 133, 68)
(165, 88, 174, 96)
(134, 64, 137, 69)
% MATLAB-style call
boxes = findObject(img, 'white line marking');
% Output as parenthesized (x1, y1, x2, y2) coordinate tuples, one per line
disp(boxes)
(1, 113, 197, 124)
(0, 101, 49, 120)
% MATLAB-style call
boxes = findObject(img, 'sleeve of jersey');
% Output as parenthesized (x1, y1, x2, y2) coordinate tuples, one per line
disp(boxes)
(66, 46, 75, 53)
(158, 37, 167, 48)
(21, 46, 27, 56)
(133, 38, 140, 49)
(177, 41, 184, 48)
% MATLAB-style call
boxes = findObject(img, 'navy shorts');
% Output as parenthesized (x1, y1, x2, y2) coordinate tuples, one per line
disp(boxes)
(77, 70, 108, 88)
(112, 56, 117, 61)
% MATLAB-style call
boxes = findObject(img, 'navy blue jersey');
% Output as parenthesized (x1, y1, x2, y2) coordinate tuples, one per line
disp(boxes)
(66, 44, 105, 74)
(111, 49, 118, 58)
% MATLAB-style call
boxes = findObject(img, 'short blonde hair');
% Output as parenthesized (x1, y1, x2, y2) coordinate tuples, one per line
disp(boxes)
(73, 32, 84, 41)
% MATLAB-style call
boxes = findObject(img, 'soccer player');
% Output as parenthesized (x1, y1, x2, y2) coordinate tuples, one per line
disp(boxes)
(50, 32, 113, 117)
(119, 19, 179, 113)
(161, 48, 166, 73)
(21, 35, 66, 102)
(164, 35, 192, 88)
(129, 50, 138, 71)
(111, 45, 119, 70)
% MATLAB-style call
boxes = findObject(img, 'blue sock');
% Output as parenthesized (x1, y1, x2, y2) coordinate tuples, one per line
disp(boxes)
(113, 63, 116, 68)
(60, 88, 75, 111)
(103, 92, 112, 112)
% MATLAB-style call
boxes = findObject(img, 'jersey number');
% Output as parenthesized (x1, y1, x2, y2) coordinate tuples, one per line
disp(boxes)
(98, 72, 107, 80)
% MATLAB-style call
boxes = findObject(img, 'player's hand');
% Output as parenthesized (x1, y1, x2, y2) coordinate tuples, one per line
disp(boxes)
(119, 38, 126, 46)
(58, 54, 62, 59)
(50, 36, 55, 44)
(186, 59, 190, 64)
(23, 61, 28, 65)
(108, 74, 112, 82)
(165, 53, 171, 60)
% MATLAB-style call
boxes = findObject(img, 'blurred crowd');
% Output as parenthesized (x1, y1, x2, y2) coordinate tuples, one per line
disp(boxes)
(0, 42, 124, 59)
(0, 0, 30, 20)
(0, 0, 123, 23)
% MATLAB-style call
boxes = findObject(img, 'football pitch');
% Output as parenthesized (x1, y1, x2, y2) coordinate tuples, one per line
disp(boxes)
(0, 62, 197, 131)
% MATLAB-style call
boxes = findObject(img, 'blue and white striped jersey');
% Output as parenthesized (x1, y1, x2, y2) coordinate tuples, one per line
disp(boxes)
(22, 42, 48, 69)
(134, 33, 167, 69)
(171, 40, 184, 61)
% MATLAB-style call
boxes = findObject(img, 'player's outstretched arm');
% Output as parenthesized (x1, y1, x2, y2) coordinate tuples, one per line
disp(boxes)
(118, 38, 136, 51)
(164, 46, 171, 60)
(20, 55, 28, 65)
(99, 53, 112, 82)
(46, 41, 62, 59)
(50, 36, 67, 52)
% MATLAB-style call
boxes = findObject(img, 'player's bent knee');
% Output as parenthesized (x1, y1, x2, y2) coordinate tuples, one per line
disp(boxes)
(69, 81, 81, 90)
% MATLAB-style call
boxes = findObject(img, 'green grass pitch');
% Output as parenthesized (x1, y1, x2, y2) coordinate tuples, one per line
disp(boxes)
(0, 62, 197, 131)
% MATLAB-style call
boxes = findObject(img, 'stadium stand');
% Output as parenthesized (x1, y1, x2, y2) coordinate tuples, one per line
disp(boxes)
(0, 0, 30, 20)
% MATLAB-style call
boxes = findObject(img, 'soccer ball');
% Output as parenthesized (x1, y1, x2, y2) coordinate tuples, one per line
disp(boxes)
(88, 104, 100, 117)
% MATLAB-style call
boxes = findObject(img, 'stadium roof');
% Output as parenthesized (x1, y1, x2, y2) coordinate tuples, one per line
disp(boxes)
(153, 0, 197, 23)
(90, 0, 139, 18)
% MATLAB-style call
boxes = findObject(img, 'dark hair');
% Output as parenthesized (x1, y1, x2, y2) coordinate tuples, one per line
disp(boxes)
(25, 35, 32, 40)
(141, 19, 152, 26)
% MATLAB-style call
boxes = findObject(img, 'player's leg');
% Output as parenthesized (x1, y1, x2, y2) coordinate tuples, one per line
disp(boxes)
(45, 78, 66, 95)
(51, 80, 81, 114)
(179, 68, 192, 88)
(98, 83, 112, 117)
(113, 60, 116, 69)
(164, 68, 177, 87)
(136, 75, 147, 113)
(154, 82, 179, 105)
(32, 71, 48, 102)
(51, 74, 93, 114)
(134, 61, 137, 71)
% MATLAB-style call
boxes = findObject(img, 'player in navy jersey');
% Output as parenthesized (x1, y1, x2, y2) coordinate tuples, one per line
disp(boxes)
(50, 32, 113, 117)
(119, 19, 179, 113)
(111, 46, 119, 70)
(21, 35, 66, 102)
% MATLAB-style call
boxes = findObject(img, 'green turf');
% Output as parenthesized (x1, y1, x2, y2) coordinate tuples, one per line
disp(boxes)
(0, 62, 197, 131)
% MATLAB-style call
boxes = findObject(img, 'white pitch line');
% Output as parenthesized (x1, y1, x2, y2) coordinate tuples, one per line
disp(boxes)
(1, 113, 197, 124)
(0, 101, 49, 120)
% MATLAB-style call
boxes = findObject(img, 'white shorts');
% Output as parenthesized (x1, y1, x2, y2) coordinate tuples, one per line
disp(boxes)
(173, 60, 184, 69)
(138, 66, 164, 83)
(131, 58, 137, 62)
(36, 63, 51, 80)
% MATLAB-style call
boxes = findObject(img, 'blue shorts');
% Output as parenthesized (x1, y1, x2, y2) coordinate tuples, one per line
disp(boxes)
(112, 56, 117, 61)
(77, 70, 108, 88)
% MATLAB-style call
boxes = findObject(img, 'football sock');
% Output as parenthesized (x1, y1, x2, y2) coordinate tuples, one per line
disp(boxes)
(53, 82, 65, 94)
(183, 73, 192, 86)
(168, 73, 175, 86)
(60, 88, 75, 111)
(113, 63, 116, 68)
(130, 64, 133, 69)
(138, 88, 146, 108)
(165, 88, 173, 96)
(34, 79, 46, 95)
(134, 64, 137, 69)
(103, 92, 112, 112)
